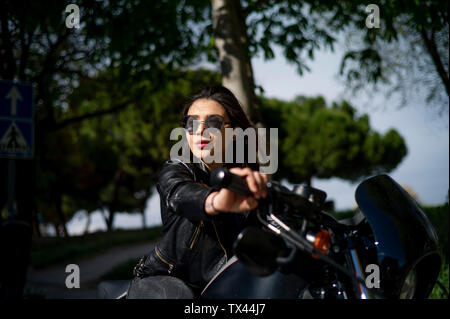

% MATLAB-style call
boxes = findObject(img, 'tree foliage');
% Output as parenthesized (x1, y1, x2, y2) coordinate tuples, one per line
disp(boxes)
(260, 95, 407, 185)
(47, 68, 221, 231)
(336, 0, 449, 111)
(1, 0, 424, 234)
(0, 0, 211, 234)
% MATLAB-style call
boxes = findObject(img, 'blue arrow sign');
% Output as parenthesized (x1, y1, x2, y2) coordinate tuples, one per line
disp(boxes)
(0, 80, 34, 159)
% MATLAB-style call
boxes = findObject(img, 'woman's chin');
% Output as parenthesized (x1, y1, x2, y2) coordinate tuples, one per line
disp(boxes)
(192, 150, 222, 164)
(191, 149, 208, 160)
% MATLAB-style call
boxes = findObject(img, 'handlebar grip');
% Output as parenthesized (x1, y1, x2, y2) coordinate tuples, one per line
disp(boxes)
(210, 168, 253, 197)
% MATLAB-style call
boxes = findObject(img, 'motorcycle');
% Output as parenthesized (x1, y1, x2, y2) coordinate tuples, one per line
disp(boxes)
(200, 168, 442, 299)
(97, 168, 442, 299)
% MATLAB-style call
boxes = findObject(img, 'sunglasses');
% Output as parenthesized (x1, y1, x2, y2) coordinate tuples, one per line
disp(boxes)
(183, 114, 231, 134)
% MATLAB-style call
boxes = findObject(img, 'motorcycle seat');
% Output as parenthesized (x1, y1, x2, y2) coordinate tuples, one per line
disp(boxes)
(97, 280, 131, 299)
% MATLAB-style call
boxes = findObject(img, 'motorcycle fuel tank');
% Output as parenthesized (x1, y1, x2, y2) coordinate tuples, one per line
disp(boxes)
(201, 256, 308, 299)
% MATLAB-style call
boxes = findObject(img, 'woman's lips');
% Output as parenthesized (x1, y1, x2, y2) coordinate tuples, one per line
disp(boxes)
(196, 140, 211, 149)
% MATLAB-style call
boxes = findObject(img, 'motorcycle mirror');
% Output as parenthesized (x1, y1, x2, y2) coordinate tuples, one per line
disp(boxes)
(293, 184, 327, 207)
(233, 226, 287, 277)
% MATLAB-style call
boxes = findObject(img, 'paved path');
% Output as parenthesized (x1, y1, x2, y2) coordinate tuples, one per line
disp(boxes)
(24, 241, 155, 299)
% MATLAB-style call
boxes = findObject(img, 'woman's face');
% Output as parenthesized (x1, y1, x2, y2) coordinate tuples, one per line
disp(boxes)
(186, 98, 231, 164)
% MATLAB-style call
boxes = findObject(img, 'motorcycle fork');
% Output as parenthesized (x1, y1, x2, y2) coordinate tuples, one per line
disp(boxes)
(344, 248, 372, 299)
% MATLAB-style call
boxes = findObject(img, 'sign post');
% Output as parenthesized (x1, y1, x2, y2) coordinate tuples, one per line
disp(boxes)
(0, 80, 34, 216)
(0, 80, 34, 297)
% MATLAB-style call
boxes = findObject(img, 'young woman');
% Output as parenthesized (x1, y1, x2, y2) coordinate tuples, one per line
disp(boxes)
(128, 85, 268, 298)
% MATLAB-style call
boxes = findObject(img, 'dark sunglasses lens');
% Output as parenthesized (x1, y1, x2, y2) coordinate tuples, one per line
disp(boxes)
(185, 116, 195, 133)
(206, 115, 223, 129)
(184, 115, 225, 134)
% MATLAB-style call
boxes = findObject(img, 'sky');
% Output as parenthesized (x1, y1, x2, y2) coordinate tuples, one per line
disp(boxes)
(251, 44, 449, 211)
(64, 38, 449, 236)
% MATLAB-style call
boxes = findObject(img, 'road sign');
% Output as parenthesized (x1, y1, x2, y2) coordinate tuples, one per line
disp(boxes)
(0, 80, 34, 159)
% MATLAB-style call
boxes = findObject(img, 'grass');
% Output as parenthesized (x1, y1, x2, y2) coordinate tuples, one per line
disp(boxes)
(30, 226, 162, 269)
(429, 263, 449, 299)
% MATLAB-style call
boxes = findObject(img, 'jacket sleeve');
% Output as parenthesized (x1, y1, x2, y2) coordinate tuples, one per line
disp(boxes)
(156, 160, 216, 221)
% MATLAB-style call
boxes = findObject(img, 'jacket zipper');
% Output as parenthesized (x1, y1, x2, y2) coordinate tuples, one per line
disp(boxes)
(212, 221, 228, 262)
(189, 221, 204, 249)
(154, 246, 174, 274)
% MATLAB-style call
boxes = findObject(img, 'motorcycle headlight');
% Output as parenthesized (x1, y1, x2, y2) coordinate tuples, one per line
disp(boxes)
(399, 269, 417, 299)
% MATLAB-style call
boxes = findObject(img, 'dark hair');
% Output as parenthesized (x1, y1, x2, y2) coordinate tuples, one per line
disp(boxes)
(181, 85, 254, 129)
(181, 85, 259, 170)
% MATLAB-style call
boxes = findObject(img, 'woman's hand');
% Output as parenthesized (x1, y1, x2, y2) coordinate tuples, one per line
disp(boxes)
(204, 167, 269, 215)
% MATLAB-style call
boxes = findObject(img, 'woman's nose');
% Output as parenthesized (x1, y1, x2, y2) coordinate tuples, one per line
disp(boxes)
(194, 120, 206, 135)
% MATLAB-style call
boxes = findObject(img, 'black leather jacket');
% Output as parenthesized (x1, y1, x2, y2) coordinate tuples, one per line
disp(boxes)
(134, 158, 246, 293)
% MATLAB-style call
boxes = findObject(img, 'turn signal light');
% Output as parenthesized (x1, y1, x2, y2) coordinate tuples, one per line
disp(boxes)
(311, 229, 331, 259)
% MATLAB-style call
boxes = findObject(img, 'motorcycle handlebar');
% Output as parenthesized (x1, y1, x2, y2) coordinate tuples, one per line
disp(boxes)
(210, 168, 345, 230)
(210, 167, 314, 215)
(210, 167, 253, 197)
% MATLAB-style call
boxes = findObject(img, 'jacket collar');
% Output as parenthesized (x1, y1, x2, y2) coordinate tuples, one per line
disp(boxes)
(192, 155, 210, 175)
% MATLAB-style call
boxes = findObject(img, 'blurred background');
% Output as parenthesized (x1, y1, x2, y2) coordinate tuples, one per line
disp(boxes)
(0, 0, 448, 298)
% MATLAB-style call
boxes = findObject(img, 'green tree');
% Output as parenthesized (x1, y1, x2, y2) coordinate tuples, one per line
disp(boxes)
(210, 0, 448, 123)
(0, 0, 436, 297)
(260, 96, 407, 185)
(337, 0, 449, 111)
(58, 68, 221, 231)
(2, 0, 442, 231)
(0, 0, 210, 233)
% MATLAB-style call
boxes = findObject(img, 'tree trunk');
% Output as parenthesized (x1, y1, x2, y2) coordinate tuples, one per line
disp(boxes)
(32, 212, 41, 237)
(101, 207, 115, 232)
(83, 210, 91, 235)
(211, 0, 263, 126)
(107, 209, 114, 231)
(100, 207, 110, 231)
(420, 27, 450, 97)
(141, 211, 147, 229)
(55, 194, 68, 237)
(52, 220, 60, 237)
(106, 171, 124, 231)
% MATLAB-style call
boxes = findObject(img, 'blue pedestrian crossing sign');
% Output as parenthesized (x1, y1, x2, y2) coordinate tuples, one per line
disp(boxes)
(0, 80, 34, 159)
